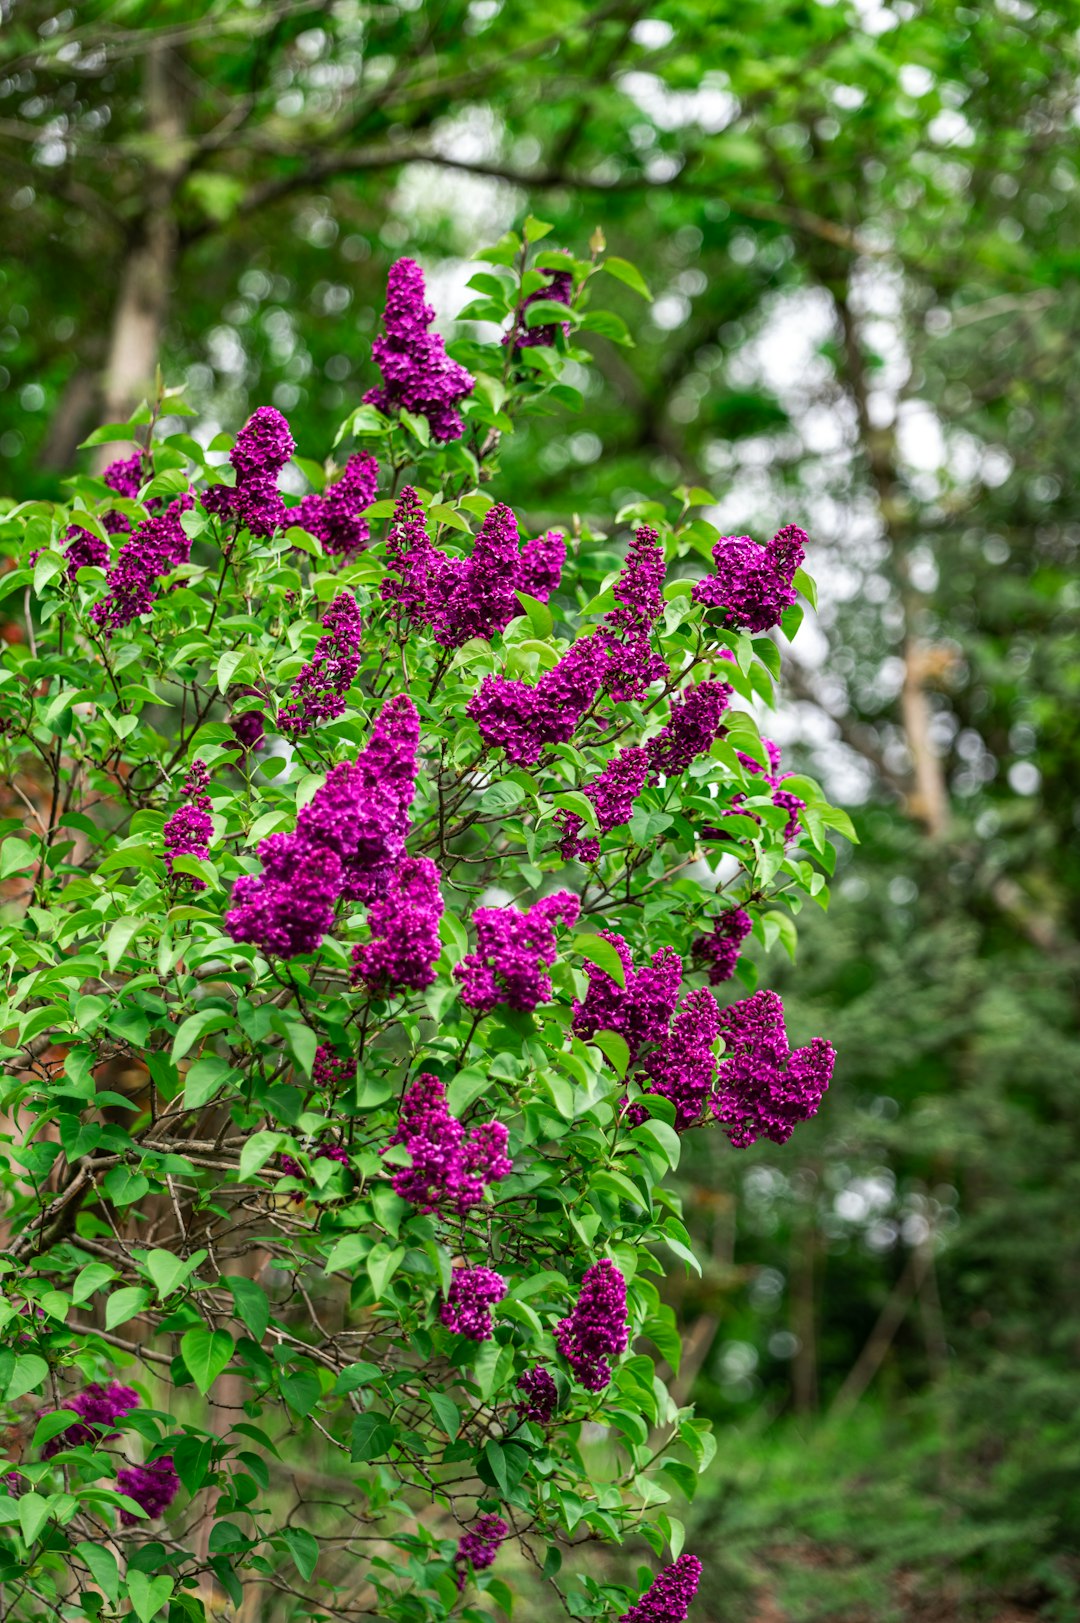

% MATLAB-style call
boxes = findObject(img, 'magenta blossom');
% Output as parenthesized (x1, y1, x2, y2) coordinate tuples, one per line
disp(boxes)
(455, 891, 580, 1013)
(365, 258, 475, 442)
(711, 989, 834, 1147)
(555, 1259, 629, 1391)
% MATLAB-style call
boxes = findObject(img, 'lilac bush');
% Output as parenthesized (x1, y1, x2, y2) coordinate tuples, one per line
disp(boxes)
(0, 225, 853, 1622)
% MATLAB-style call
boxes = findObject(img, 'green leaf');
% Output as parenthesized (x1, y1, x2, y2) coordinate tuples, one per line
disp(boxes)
(589, 1029, 630, 1079)
(523, 214, 554, 243)
(553, 791, 598, 832)
(238, 1130, 282, 1183)
(427, 1389, 460, 1437)
(183, 1056, 239, 1111)
(105, 916, 148, 972)
(366, 1243, 405, 1301)
(446, 1067, 493, 1117)
(792, 566, 818, 609)
(171, 1008, 233, 1062)
(216, 648, 249, 694)
(574, 934, 626, 989)
(127, 1571, 174, 1623)
(603, 256, 653, 300)
(281, 1526, 319, 1581)
(102, 1166, 149, 1207)
(223, 1276, 270, 1343)
(0, 838, 34, 880)
(350, 1412, 397, 1462)
(180, 1327, 234, 1394)
(145, 1248, 201, 1300)
(71, 1262, 117, 1305)
(284, 1021, 317, 1078)
(105, 1286, 150, 1330)
(74, 1541, 119, 1605)
(5, 1354, 48, 1402)
(515, 590, 554, 637)
(17, 1492, 50, 1545)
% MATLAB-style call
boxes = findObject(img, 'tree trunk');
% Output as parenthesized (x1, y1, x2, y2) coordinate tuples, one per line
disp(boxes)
(97, 42, 187, 450)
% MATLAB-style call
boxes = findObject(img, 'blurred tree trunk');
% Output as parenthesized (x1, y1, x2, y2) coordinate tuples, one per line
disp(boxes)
(98, 42, 187, 443)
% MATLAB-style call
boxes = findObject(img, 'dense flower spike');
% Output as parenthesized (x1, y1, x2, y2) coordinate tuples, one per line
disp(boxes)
(620, 1555, 704, 1623)
(296, 693, 419, 901)
(425, 502, 523, 648)
(573, 932, 683, 1064)
(692, 523, 806, 633)
(439, 1267, 507, 1341)
(468, 635, 607, 764)
(692, 908, 752, 984)
(352, 856, 443, 993)
(507, 254, 574, 348)
(365, 258, 475, 441)
(90, 494, 193, 634)
(201, 406, 296, 537)
(295, 452, 378, 561)
(518, 529, 566, 602)
(224, 834, 342, 958)
(647, 680, 733, 781)
(41, 1382, 139, 1459)
(279, 591, 363, 735)
(381, 486, 437, 628)
(116, 1456, 180, 1526)
(313, 1044, 354, 1095)
(454, 1516, 509, 1590)
(63, 525, 110, 577)
(102, 452, 146, 502)
(555, 1259, 629, 1390)
(163, 759, 212, 889)
(516, 1365, 558, 1423)
(711, 990, 835, 1147)
(598, 525, 669, 701)
(385, 1072, 510, 1215)
(455, 891, 580, 1013)
(228, 688, 266, 753)
(635, 986, 723, 1131)
(556, 746, 650, 862)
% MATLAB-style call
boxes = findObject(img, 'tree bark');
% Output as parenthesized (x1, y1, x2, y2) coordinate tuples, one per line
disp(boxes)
(97, 42, 187, 448)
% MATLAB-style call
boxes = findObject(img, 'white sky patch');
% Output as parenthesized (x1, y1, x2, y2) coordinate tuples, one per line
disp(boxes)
(617, 70, 738, 133)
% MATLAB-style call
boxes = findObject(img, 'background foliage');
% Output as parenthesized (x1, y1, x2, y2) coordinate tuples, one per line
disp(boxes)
(2, 0, 1079, 1618)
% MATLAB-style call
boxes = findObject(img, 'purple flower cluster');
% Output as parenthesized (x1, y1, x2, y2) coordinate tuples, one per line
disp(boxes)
(352, 856, 443, 994)
(279, 591, 364, 736)
(692, 908, 752, 985)
(634, 986, 723, 1132)
(711, 990, 835, 1148)
(572, 932, 683, 1065)
(507, 254, 574, 348)
(228, 687, 266, 753)
(598, 525, 669, 702)
(41, 1382, 139, 1459)
(385, 1072, 511, 1216)
(313, 1044, 354, 1095)
(117, 1455, 180, 1526)
(556, 746, 651, 862)
(468, 635, 607, 764)
(163, 759, 212, 889)
(647, 680, 733, 781)
(63, 525, 110, 578)
(455, 1515, 508, 1590)
(295, 452, 378, 562)
(621, 1555, 703, 1623)
(279, 1138, 352, 1198)
(455, 891, 580, 1013)
(103, 452, 146, 504)
(692, 523, 806, 633)
(365, 258, 475, 442)
(555, 1259, 629, 1391)
(439, 1266, 507, 1341)
(516, 1364, 559, 1423)
(90, 494, 193, 634)
(225, 694, 419, 957)
(736, 739, 805, 841)
(382, 489, 565, 650)
(207, 405, 296, 537)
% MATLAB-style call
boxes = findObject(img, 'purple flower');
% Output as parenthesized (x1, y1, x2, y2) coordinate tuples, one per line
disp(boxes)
(381, 486, 438, 629)
(597, 525, 669, 702)
(313, 1044, 354, 1094)
(102, 452, 147, 502)
(633, 986, 722, 1132)
(40, 1382, 139, 1459)
(556, 746, 651, 862)
(294, 453, 378, 562)
(230, 406, 296, 480)
(518, 530, 566, 602)
(439, 1266, 507, 1341)
(424, 502, 523, 649)
(90, 494, 194, 634)
(647, 681, 733, 781)
(572, 932, 682, 1065)
(711, 989, 835, 1148)
(384, 1072, 511, 1216)
(506, 254, 574, 348)
(455, 891, 580, 1013)
(735, 739, 805, 841)
(620, 1554, 703, 1623)
(228, 687, 266, 753)
(516, 1365, 558, 1423)
(365, 258, 475, 442)
(692, 908, 752, 985)
(295, 693, 419, 902)
(468, 635, 608, 764)
(455, 1515, 508, 1590)
(692, 523, 806, 633)
(163, 759, 212, 889)
(116, 1455, 180, 1525)
(63, 526, 110, 578)
(279, 591, 364, 736)
(278, 1136, 352, 1200)
(224, 832, 343, 959)
(555, 1259, 629, 1391)
(352, 856, 443, 994)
